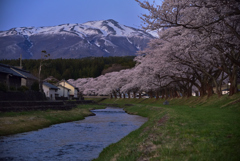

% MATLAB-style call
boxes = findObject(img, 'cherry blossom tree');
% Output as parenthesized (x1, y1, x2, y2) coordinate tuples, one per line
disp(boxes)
(136, 0, 239, 96)
(68, 0, 239, 99)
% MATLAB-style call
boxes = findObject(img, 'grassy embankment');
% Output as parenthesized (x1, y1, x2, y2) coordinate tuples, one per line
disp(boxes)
(1, 94, 239, 160)
(92, 93, 240, 161)
(0, 104, 106, 136)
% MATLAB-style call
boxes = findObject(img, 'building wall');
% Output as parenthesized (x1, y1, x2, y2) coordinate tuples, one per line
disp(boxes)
(59, 82, 76, 97)
(43, 85, 56, 100)
(21, 78, 27, 86)
(74, 89, 77, 97)
(57, 86, 69, 98)
(0, 73, 21, 88)
(49, 89, 56, 100)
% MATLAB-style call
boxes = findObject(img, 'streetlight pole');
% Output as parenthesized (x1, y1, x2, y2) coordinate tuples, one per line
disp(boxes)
(228, 81, 231, 95)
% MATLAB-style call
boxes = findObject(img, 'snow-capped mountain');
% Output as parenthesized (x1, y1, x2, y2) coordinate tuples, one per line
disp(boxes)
(0, 19, 154, 59)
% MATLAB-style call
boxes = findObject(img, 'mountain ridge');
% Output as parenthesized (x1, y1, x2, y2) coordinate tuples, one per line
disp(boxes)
(0, 19, 154, 59)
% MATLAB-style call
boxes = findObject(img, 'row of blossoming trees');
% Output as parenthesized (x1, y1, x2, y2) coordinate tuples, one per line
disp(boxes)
(69, 0, 240, 99)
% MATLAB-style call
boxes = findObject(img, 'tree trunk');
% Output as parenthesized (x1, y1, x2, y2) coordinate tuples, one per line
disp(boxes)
(229, 64, 238, 96)
(207, 83, 214, 98)
(128, 92, 131, 99)
(148, 91, 153, 98)
(170, 88, 174, 98)
(229, 75, 238, 96)
(139, 92, 142, 99)
(194, 91, 199, 97)
(165, 88, 168, 100)
(176, 91, 181, 97)
(113, 92, 117, 99)
(133, 92, 136, 98)
(118, 92, 122, 98)
(38, 64, 43, 92)
(161, 89, 165, 99)
(155, 91, 159, 100)
(174, 88, 179, 98)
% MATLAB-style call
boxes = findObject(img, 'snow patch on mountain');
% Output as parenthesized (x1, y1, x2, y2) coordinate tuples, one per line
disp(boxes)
(0, 19, 155, 59)
(126, 37, 133, 44)
(0, 19, 155, 38)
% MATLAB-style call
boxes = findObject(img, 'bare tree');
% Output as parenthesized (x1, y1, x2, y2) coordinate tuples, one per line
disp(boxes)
(39, 50, 50, 92)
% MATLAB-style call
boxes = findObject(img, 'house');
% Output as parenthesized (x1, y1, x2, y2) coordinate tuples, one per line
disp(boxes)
(43, 76, 59, 84)
(0, 63, 23, 89)
(57, 79, 79, 99)
(56, 84, 71, 99)
(0, 63, 38, 90)
(222, 89, 229, 95)
(42, 82, 59, 100)
(11, 66, 38, 88)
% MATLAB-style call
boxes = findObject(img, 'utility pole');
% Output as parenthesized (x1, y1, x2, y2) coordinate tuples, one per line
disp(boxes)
(20, 54, 22, 69)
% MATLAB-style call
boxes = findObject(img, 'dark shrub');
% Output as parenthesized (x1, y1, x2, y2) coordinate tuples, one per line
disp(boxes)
(0, 82, 7, 92)
(31, 81, 39, 91)
(17, 86, 29, 92)
(9, 86, 16, 91)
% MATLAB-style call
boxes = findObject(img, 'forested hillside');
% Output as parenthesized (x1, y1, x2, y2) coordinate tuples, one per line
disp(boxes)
(0, 56, 135, 80)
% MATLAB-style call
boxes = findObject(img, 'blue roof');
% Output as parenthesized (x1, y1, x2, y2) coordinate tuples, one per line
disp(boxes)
(11, 66, 38, 80)
(0, 63, 24, 78)
(43, 82, 59, 89)
(0, 63, 38, 80)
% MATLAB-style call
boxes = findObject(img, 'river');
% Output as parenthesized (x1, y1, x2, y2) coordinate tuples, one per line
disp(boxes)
(0, 107, 147, 161)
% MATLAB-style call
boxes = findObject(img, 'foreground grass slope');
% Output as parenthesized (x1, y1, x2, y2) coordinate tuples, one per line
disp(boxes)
(0, 94, 239, 160)
(94, 93, 240, 161)
(0, 104, 105, 136)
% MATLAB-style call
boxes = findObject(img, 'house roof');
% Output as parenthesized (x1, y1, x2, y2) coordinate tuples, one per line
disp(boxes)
(222, 89, 229, 91)
(11, 67, 38, 80)
(43, 81, 59, 90)
(44, 76, 59, 83)
(58, 79, 79, 91)
(0, 63, 38, 80)
(0, 63, 25, 78)
(57, 84, 71, 91)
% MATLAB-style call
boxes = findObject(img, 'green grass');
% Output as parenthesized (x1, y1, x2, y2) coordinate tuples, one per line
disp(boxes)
(93, 93, 240, 161)
(0, 104, 105, 136)
(1, 94, 239, 160)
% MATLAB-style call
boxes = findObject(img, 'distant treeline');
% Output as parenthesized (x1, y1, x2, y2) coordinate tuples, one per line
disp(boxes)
(0, 56, 136, 80)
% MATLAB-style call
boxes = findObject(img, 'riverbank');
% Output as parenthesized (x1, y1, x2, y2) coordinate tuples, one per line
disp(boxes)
(0, 104, 106, 136)
(94, 93, 240, 161)
(1, 93, 240, 160)
(0, 100, 95, 112)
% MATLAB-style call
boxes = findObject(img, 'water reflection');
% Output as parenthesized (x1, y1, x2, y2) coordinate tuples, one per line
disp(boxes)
(0, 107, 147, 161)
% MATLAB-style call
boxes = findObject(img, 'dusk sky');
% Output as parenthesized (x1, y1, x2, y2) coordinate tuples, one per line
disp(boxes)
(0, 0, 162, 31)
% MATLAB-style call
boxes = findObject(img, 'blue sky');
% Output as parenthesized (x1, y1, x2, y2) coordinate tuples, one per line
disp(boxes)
(0, 0, 162, 31)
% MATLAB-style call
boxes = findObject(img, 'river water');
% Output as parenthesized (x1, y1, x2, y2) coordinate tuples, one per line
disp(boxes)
(0, 107, 147, 161)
